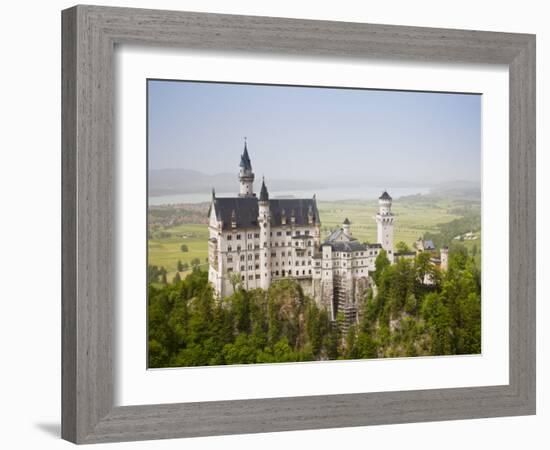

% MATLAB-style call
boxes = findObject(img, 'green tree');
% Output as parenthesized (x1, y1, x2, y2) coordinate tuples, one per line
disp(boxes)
(177, 260, 183, 271)
(421, 292, 452, 355)
(374, 249, 390, 285)
(191, 257, 201, 269)
(228, 271, 242, 292)
(395, 241, 411, 253)
(173, 272, 181, 284)
(180, 244, 189, 252)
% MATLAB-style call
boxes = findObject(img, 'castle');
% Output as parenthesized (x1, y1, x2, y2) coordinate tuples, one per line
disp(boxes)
(207, 141, 396, 324)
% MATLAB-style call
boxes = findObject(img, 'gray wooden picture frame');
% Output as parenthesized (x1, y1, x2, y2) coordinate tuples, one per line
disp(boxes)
(61, 5, 536, 444)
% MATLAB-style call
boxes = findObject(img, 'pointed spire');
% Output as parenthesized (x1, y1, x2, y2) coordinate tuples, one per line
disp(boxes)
(240, 137, 252, 171)
(211, 187, 216, 200)
(259, 176, 269, 202)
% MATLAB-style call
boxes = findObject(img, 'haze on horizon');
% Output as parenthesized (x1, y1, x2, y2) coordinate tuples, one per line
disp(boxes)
(148, 80, 481, 186)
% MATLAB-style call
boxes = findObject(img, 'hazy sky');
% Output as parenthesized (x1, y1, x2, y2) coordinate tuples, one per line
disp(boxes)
(148, 80, 481, 184)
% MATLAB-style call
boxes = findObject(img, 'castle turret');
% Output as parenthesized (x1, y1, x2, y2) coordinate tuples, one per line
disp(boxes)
(376, 191, 395, 260)
(239, 139, 255, 197)
(342, 218, 351, 237)
(440, 246, 449, 271)
(258, 178, 271, 290)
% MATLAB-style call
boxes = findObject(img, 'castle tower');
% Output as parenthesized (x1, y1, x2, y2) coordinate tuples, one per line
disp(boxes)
(258, 178, 271, 290)
(440, 246, 449, 271)
(342, 218, 351, 237)
(376, 191, 395, 260)
(239, 139, 255, 197)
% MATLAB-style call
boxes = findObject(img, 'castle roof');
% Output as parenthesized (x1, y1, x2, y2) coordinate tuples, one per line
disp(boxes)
(379, 191, 392, 201)
(211, 197, 319, 230)
(324, 240, 369, 253)
(423, 240, 436, 250)
(269, 198, 319, 226)
(213, 197, 259, 229)
(343, 217, 351, 225)
(239, 141, 252, 171)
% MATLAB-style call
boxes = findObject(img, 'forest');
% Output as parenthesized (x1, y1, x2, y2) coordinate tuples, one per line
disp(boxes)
(148, 244, 481, 368)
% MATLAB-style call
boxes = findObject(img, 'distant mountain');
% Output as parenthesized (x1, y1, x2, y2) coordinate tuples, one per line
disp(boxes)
(430, 180, 481, 200)
(148, 168, 329, 197)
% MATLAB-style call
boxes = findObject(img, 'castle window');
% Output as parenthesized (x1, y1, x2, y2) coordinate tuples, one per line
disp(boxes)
(271, 252, 276, 257)
(308, 270, 312, 275)
(228, 246, 232, 252)
(286, 231, 291, 236)
(240, 266, 245, 271)
(248, 233, 252, 239)
(275, 242, 279, 247)
(255, 274, 260, 279)
(295, 231, 300, 236)
(325, 272, 329, 276)
(305, 230, 310, 235)
(276, 271, 279, 276)
(307, 251, 311, 256)
(248, 265, 253, 270)
(255, 264, 259, 269)
(308, 261, 311, 265)
(240, 255, 245, 261)
(276, 231, 282, 236)
(255, 254, 259, 260)
(247, 244, 252, 250)
(241, 275, 245, 281)
(302, 261, 305, 266)
(248, 254, 253, 260)
(237, 245, 241, 252)
(254, 233, 260, 238)
(236, 234, 241, 240)
(227, 235, 232, 241)
(307, 241, 312, 246)
(227, 256, 233, 263)
(227, 268, 233, 273)
(248, 275, 253, 280)
(254, 244, 260, 250)
(295, 261, 299, 266)
(302, 270, 305, 275)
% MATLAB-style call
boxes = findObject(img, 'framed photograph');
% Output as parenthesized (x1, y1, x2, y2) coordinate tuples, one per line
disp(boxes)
(62, 5, 536, 444)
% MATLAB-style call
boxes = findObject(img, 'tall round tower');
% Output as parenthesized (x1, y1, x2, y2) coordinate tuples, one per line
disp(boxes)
(440, 246, 449, 271)
(376, 191, 395, 260)
(258, 178, 271, 290)
(239, 139, 255, 197)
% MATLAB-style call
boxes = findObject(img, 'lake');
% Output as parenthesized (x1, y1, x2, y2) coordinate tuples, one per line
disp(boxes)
(148, 186, 431, 205)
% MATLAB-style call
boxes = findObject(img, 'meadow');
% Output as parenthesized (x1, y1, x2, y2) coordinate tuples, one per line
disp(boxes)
(148, 194, 478, 282)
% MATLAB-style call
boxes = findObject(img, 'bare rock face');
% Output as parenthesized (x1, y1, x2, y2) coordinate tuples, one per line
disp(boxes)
(354, 277, 370, 305)
(268, 280, 305, 322)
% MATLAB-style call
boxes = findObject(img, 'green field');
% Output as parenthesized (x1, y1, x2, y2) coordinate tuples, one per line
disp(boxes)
(148, 195, 478, 282)
(148, 223, 209, 281)
(318, 198, 461, 245)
